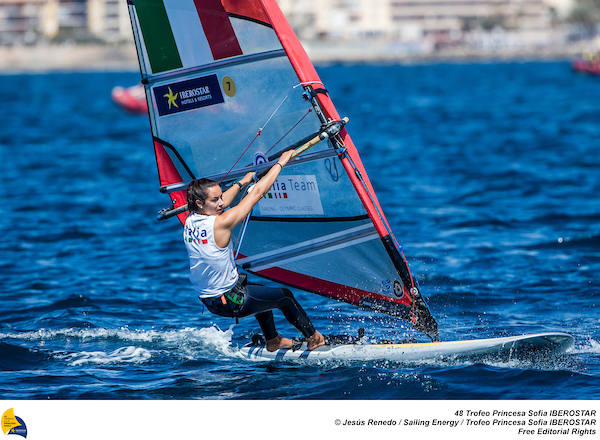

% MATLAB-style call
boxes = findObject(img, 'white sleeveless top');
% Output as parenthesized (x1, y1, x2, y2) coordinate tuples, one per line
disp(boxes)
(184, 213, 238, 298)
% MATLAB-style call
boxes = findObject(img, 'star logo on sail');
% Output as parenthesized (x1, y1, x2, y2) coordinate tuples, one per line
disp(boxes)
(153, 75, 224, 116)
(163, 87, 179, 109)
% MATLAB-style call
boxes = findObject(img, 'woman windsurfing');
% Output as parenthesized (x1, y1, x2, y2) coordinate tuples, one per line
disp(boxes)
(184, 149, 325, 352)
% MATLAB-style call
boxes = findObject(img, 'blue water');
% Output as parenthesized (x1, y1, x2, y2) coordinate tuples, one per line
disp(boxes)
(1, 62, 599, 400)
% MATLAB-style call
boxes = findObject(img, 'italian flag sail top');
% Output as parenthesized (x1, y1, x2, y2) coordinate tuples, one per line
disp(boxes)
(128, 0, 439, 340)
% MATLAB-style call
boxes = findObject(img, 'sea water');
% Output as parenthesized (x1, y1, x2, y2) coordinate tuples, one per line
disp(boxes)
(0, 62, 599, 400)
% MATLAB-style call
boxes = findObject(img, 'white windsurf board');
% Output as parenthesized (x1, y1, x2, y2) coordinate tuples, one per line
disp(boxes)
(239, 332, 573, 362)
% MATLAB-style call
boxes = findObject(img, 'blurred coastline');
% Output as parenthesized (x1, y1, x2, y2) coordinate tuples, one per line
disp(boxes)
(0, 41, 588, 74)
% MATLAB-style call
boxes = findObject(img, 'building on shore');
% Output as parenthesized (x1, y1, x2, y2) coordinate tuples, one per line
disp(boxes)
(0, 0, 579, 51)
(87, 0, 131, 43)
(277, 0, 576, 52)
(0, 0, 131, 45)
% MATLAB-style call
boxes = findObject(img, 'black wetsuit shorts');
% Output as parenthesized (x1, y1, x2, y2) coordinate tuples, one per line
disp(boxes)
(201, 281, 316, 341)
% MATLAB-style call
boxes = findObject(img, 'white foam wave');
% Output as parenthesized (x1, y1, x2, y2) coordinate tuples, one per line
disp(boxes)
(65, 346, 152, 366)
(0, 324, 242, 363)
(0, 327, 158, 342)
(169, 324, 241, 359)
(569, 337, 600, 354)
(0, 324, 236, 346)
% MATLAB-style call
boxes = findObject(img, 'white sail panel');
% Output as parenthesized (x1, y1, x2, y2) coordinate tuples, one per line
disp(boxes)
(163, 0, 214, 68)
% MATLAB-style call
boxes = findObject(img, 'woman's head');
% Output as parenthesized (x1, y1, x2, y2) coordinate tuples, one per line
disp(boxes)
(187, 178, 219, 213)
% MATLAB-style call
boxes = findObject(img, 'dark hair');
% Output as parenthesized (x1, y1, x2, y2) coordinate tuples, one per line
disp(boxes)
(187, 178, 219, 213)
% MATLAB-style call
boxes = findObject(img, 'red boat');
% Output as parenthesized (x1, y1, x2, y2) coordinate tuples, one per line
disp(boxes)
(111, 84, 148, 114)
(572, 56, 600, 75)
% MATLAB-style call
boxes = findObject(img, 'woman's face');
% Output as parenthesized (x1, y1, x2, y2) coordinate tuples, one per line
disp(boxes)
(198, 185, 224, 216)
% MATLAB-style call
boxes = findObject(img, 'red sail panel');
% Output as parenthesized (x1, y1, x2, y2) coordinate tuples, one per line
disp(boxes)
(193, 0, 243, 60)
(154, 140, 189, 224)
(258, 266, 413, 308)
(220, 0, 270, 25)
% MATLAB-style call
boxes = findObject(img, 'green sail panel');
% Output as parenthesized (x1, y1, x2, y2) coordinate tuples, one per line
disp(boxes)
(135, 0, 183, 73)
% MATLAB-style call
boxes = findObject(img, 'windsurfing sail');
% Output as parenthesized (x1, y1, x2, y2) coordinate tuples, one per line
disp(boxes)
(127, 0, 438, 340)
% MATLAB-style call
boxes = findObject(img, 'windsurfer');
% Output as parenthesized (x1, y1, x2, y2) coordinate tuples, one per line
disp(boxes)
(184, 149, 325, 352)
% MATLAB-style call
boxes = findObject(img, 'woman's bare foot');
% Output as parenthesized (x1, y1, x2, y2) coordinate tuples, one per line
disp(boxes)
(266, 335, 293, 352)
(306, 331, 325, 350)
